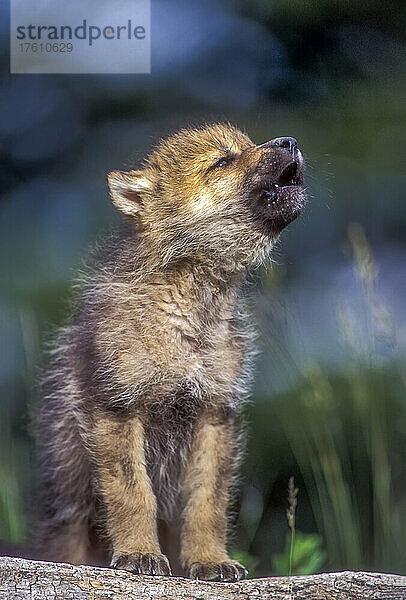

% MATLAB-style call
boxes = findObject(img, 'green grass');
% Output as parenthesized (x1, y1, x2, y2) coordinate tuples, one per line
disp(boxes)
(236, 226, 405, 575)
(0, 410, 26, 543)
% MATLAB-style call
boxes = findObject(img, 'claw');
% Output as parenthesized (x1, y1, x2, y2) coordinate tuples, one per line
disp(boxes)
(188, 560, 247, 582)
(111, 552, 172, 577)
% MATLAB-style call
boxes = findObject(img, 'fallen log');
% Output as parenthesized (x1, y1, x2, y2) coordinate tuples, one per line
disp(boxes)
(0, 556, 405, 600)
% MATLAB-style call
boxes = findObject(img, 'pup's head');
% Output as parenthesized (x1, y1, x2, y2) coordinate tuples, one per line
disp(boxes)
(108, 123, 306, 271)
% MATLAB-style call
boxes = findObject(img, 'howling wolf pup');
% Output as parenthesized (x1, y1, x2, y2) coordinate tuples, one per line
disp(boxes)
(35, 123, 306, 581)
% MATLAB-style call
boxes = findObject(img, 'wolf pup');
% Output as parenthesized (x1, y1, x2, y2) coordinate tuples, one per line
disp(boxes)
(35, 123, 306, 582)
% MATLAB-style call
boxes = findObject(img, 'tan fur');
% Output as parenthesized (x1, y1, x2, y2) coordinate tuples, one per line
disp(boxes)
(91, 414, 161, 561)
(180, 415, 234, 568)
(35, 123, 306, 581)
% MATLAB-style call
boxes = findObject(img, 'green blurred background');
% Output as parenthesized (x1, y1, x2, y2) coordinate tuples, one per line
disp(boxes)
(1, 0, 405, 576)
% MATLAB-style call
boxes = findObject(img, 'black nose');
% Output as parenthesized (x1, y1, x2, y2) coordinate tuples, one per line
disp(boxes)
(267, 136, 298, 153)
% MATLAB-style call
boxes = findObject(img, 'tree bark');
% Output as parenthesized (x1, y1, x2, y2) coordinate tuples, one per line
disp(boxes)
(0, 556, 405, 600)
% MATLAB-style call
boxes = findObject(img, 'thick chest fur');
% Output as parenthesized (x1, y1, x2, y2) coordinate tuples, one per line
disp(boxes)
(92, 280, 251, 411)
(85, 282, 251, 520)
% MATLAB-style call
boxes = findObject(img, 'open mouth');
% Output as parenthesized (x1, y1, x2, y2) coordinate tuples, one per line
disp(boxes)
(276, 161, 301, 187)
(264, 160, 303, 206)
(251, 158, 307, 233)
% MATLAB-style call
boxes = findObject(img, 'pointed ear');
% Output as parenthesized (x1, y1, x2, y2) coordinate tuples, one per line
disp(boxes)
(107, 170, 151, 217)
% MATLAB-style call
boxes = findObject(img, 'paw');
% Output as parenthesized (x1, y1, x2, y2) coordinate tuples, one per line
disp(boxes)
(111, 552, 172, 576)
(187, 560, 248, 582)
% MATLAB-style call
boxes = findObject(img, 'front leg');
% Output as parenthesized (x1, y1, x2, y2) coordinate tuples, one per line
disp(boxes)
(92, 411, 171, 576)
(180, 411, 247, 582)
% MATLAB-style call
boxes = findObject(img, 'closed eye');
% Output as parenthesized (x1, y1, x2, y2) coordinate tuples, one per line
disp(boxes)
(208, 155, 236, 172)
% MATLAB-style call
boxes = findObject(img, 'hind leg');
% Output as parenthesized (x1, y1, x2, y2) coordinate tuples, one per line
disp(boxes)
(37, 518, 89, 565)
(35, 383, 94, 565)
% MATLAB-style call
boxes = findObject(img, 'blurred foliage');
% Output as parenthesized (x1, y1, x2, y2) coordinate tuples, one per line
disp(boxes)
(0, 410, 26, 542)
(235, 226, 405, 575)
(1, 0, 405, 577)
(242, 364, 406, 574)
(272, 532, 326, 576)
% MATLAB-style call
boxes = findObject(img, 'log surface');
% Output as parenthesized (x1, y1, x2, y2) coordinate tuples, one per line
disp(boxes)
(0, 556, 405, 600)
